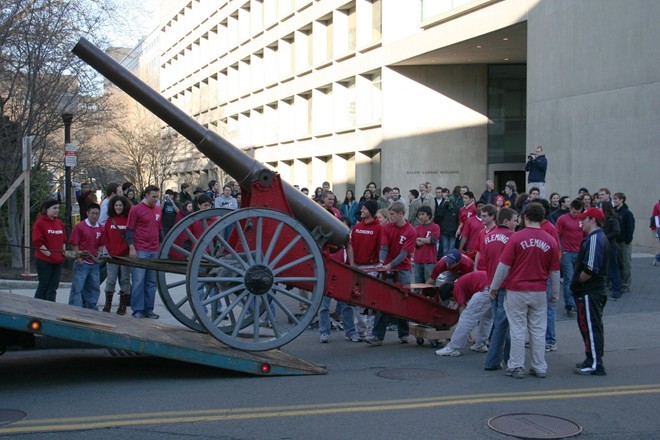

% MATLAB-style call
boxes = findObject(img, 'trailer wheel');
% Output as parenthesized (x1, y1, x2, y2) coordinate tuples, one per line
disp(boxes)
(415, 337, 424, 346)
(430, 339, 439, 348)
(187, 208, 325, 351)
(157, 208, 231, 332)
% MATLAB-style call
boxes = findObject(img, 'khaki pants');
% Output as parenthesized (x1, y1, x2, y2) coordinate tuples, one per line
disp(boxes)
(504, 291, 548, 373)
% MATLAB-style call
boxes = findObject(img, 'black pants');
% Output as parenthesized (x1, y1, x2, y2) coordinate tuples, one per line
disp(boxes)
(575, 291, 607, 369)
(35, 259, 63, 302)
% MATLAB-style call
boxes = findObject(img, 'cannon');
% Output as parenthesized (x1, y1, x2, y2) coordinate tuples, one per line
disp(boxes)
(72, 38, 459, 352)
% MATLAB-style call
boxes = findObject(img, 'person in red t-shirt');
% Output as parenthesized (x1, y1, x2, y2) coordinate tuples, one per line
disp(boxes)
(413, 206, 440, 284)
(348, 199, 382, 340)
(126, 185, 163, 319)
(365, 201, 416, 346)
(556, 198, 585, 317)
(472, 204, 497, 271)
(456, 191, 477, 239)
(459, 203, 485, 254)
(488, 203, 560, 379)
(435, 270, 492, 356)
(482, 208, 519, 371)
(32, 200, 67, 302)
(426, 249, 475, 284)
(652, 200, 660, 265)
(102, 196, 132, 314)
(68, 203, 106, 310)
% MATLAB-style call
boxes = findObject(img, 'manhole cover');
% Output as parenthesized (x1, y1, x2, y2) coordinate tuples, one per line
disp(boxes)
(488, 413, 582, 439)
(0, 409, 27, 427)
(377, 368, 447, 380)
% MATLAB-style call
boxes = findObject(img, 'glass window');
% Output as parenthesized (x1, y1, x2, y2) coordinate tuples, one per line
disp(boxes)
(487, 64, 526, 164)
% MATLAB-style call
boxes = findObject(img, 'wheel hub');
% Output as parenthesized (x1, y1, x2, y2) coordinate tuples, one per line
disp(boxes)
(244, 264, 274, 295)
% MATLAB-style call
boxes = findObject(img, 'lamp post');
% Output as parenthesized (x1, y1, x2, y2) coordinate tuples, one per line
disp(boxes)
(59, 92, 77, 236)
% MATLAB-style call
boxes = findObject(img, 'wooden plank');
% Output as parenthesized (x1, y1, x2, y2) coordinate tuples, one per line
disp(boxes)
(0, 292, 326, 376)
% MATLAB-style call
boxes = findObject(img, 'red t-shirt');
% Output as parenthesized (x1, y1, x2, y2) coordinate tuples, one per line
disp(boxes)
(69, 219, 106, 263)
(127, 202, 162, 252)
(381, 221, 417, 270)
(350, 219, 383, 265)
(32, 215, 66, 264)
(414, 222, 440, 264)
(459, 203, 477, 226)
(651, 202, 660, 231)
(556, 213, 584, 252)
(453, 270, 488, 306)
(498, 227, 560, 291)
(540, 220, 562, 259)
(104, 216, 129, 256)
(461, 215, 484, 252)
(480, 226, 515, 286)
(430, 253, 475, 280)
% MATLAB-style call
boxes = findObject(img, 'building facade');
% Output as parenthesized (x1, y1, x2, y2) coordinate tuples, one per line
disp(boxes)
(132, 0, 658, 246)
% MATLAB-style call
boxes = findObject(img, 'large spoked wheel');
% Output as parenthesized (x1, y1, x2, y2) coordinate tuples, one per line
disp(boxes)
(157, 208, 231, 332)
(187, 208, 325, 351)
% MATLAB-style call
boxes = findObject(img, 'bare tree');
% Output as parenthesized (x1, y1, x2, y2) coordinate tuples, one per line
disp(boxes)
(0, 0, 131, 267)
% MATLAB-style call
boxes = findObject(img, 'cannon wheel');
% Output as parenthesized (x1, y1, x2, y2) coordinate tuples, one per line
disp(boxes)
(187, 208, 325, 351)
(157, 208, 231, 332)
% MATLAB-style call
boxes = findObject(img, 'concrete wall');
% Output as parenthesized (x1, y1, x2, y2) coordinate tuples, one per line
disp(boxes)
(527, 0, 660, 246)
(380, 64, 489, 194)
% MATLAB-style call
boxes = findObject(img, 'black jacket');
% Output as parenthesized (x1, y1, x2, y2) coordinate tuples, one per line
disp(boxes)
(436, 200, 459, 235)
(525, 154, 547, 183)
(570, 229, 609, 296)
(615, 203, 635, 244)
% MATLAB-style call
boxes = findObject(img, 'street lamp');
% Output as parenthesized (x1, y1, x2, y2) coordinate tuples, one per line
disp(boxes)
(59, 93, 77, 235)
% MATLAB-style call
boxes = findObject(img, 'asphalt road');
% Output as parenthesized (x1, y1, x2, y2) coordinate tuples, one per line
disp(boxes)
(1, 251, 659, 439)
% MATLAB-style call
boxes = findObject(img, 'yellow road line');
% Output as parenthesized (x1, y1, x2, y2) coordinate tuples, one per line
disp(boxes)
(2, 384, 660, 434)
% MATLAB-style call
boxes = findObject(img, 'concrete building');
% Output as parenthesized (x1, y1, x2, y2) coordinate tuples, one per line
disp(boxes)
(135, 0, 658, 246)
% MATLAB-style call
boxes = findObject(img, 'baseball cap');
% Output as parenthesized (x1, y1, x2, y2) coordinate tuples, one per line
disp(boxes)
(445, 249, 462, 265)
(576, 207, 604, 222)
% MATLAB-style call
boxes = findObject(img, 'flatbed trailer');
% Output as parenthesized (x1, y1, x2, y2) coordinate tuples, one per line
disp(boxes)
(0, 292, 326, 376)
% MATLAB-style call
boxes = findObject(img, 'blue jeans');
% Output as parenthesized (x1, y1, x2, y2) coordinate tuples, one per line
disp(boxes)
(319, 296, 355, 336)
(130, 250, 158, 314)
(545, 280, 556, 345)
(440, 235, 455, 258)
(413, 262, 435, 284)
(484, 288, 510, 369)
(607, 241, 622, 294)
(560, 251, 578, 311)
(68, 262, 101, 309)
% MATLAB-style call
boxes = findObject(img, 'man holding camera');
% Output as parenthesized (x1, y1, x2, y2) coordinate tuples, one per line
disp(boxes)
(525, 145, 547, 198)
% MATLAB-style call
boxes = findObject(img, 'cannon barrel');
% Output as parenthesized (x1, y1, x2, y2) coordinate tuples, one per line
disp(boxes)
(72, 37, 348, 247)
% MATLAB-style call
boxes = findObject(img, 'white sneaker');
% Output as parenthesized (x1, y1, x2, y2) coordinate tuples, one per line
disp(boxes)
(319, 333, 329, 343)
(435, 346, 461, 357)
(470, 342, 488, 353)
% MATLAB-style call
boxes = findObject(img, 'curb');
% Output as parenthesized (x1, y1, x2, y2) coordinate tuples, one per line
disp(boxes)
(0, 280, 72, 289)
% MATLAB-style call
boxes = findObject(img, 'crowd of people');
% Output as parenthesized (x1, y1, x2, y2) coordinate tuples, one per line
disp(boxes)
(30, 166, 660, 378)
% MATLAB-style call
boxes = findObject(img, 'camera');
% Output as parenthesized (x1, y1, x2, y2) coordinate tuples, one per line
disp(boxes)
(528, 153, 536, 160)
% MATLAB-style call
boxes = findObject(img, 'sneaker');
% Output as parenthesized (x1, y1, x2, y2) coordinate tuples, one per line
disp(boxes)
(435, 346, 461, 357)
(356, 334, 367, 342)
(399, 336, 409, 344)
(611, 291, 622, 300)
(319, 333, 329, 343)
(345, 334, 360, 342)
(529, 369, 547, 378)
(566, 308, 576, 318)
(505, 367, 525, 379)
(143, 311, 159, 319)
(132, 312, 145, 319)
(470, 342, 488, 353)
(574, 366, 607, 376)
(365, 336, 383, 346)
(545, 344, 557, 352)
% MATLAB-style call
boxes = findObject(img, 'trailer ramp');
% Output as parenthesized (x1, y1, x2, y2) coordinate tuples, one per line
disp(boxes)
(0, 292, 326, 376)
